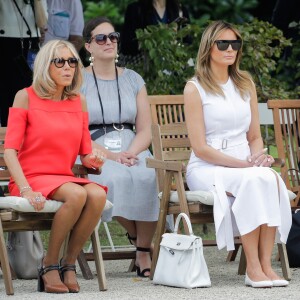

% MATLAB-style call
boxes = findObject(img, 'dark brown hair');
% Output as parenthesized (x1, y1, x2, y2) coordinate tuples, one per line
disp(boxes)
(83, 16, 114, 43)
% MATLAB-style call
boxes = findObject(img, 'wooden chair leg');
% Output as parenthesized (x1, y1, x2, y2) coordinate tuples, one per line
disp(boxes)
(0, 221, 14, 295)
(91, 229, 107, 291)
(77, 250, 94, 280)
(277, 243, 291, 281)
(127, 258, 136, 272)
(238, 246, 247, 275)
(150, 171, 173, 280)
(227, 238, 242, 262)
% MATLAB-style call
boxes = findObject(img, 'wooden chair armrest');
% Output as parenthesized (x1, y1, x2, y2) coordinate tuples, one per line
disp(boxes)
(72, 164, 101, 176)
(273, 158, 285, 168)
(146, 158, 184, 172)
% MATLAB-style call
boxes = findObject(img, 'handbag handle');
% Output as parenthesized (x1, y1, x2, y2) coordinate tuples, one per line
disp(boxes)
(174, 213, 194, 236)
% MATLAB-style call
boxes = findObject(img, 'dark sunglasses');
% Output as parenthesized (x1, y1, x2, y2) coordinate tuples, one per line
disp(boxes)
(51, 57, 79, 68)
(215, 40, 242, 51)
(90, 32, 120, 45)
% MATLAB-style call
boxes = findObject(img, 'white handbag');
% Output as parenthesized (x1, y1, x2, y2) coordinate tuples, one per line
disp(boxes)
(153, 213, 211, 288)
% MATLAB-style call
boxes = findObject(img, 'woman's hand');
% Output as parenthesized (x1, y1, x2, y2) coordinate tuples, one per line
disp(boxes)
(247, 148, 274, 167)
(81, 149, 106, 170)
(114, 151, 139, 167)
(21, 190, 46, 211)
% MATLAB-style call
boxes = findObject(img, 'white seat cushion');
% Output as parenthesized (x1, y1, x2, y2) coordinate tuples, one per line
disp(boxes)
(0, 196, 113, 213)
(288, 190, 297, 201)
(158, 190, 214, 206)
(158, 189, 297, 206)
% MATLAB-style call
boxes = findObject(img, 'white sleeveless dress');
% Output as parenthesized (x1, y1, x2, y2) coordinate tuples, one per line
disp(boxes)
(186, 77, 292, 251)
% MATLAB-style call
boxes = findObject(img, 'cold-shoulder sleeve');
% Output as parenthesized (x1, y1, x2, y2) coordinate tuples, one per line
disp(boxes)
(79, 112, 92, 155)
(4, 107, 28, 150)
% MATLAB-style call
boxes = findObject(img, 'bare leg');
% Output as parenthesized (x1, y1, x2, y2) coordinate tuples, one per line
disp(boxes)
(62, 183, 106, 286)
(240, 226, 270, 282)
(43, 183, 88, 286)
(135, 221, 156, 276)
(115, 216, 137, 245)
(44, 183, 106, 286)
(259, 224, 283, 280)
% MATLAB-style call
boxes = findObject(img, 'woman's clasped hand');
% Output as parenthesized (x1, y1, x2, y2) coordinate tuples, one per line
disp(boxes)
(114, 151, 139, 166)
(246, 148, 275, 167)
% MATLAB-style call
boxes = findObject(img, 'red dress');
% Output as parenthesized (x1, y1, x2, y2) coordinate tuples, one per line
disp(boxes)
(4, 86, 107, 198)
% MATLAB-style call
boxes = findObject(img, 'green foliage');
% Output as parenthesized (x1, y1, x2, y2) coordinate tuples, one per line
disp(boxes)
(276, 22, 300, 97)
(133, 22, 203, 95)
(237, 19, 293, 101)
(182, 0, 258, 25)
(131, 19, 296, 101)
(83, 1, 124, 28)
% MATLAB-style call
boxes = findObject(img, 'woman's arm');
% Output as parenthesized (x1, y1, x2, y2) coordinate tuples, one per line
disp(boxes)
(127, 85, 152, 155)
(245, 83, 272, 166)
(184, 82, 254, 168)
(79, 94, 106, 169)
(4, 90, 46, 210)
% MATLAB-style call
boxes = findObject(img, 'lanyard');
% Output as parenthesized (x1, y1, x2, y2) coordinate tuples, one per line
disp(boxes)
(91, 65, 124, 132)
(12, 0, 39, 51)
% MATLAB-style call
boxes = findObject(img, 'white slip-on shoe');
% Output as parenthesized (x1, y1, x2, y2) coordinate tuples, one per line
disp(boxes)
(245, 273, 273, 288)
(272, 279, 289, 287)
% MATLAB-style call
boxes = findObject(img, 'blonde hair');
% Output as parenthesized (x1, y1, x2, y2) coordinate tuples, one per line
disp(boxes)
(32, 40, 83, 100)
(195, 20, 253, 99)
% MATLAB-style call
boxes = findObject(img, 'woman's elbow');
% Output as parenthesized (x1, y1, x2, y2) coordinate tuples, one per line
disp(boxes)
(4, 148, 17, 163)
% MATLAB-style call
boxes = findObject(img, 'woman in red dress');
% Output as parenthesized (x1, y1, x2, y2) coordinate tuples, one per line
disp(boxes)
(4, 39, 107, 293)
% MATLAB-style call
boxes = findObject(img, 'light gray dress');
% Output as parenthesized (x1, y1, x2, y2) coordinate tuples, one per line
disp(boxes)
(81, 68, 159, 222)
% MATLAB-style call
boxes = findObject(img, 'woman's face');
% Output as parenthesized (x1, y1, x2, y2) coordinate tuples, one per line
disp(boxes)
(49, 47, 76, 88)
(210, 29, 240, 67)
(86, 22, 118, 62)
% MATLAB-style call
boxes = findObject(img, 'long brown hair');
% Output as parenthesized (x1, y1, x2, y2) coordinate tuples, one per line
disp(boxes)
(195, 20, 253, 99)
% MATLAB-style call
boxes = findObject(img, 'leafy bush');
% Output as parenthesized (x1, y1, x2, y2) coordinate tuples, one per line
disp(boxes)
(83, 0, 124, 29)
(131, 19, 297, 101)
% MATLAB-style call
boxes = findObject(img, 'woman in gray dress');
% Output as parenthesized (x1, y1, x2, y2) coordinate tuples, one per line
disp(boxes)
(82, 16, 159, 277)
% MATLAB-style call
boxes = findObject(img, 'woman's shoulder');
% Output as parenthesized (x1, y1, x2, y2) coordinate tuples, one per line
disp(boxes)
(120, 68, 144, 82)
(13, 88, 29, 109)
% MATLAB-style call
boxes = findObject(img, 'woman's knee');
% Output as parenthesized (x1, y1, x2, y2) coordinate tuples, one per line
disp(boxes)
(64, 185, 87, 210)
(86, 186, 106, 212)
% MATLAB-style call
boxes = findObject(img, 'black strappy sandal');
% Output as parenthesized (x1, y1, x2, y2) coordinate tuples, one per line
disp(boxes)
(38, 264, 69, 293)
(126, 232, 137, 245)
(136, 247, 151, 278)
(59, 259, 80, 293)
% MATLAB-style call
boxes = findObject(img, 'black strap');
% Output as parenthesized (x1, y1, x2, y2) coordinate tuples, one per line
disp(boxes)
(90, 123, 134, 141)
(13, 0, 32, 38)
(91, 65, 123, 132)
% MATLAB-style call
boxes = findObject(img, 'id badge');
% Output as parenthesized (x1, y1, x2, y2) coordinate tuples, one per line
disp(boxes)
(104, 136, 122, 153)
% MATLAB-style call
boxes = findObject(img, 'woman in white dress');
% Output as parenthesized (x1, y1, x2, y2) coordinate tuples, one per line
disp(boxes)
(81, 17, 158, 277)
(184, 20, 292, 288)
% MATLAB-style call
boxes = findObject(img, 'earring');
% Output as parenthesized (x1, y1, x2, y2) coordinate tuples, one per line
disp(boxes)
(89, 55, 94, 66)
(115, 53, 119, 63)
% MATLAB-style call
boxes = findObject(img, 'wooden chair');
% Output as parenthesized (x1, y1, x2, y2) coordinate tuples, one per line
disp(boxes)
(147, 95, 291, 280)
(0, 127, 107, 295)
(268, 99, 300, 208)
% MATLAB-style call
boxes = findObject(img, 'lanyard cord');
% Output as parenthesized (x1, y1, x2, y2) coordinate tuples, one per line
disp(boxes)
(12, 0, 32, 39)
(29, 0, 41, 40)
(91, 65, 123, 131)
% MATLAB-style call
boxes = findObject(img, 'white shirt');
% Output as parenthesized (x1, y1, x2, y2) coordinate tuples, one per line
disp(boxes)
(0, 0, 46, 38)
(43, 0, 84, 43)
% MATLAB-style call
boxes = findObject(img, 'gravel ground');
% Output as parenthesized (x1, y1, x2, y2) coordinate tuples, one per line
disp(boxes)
(0, 247, 299, 300)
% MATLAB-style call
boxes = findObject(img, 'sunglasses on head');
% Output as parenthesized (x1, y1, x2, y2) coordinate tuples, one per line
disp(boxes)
(215, 40, 242, 51)
(90, 32, 120, 45)
(51, 57, 79, 68)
